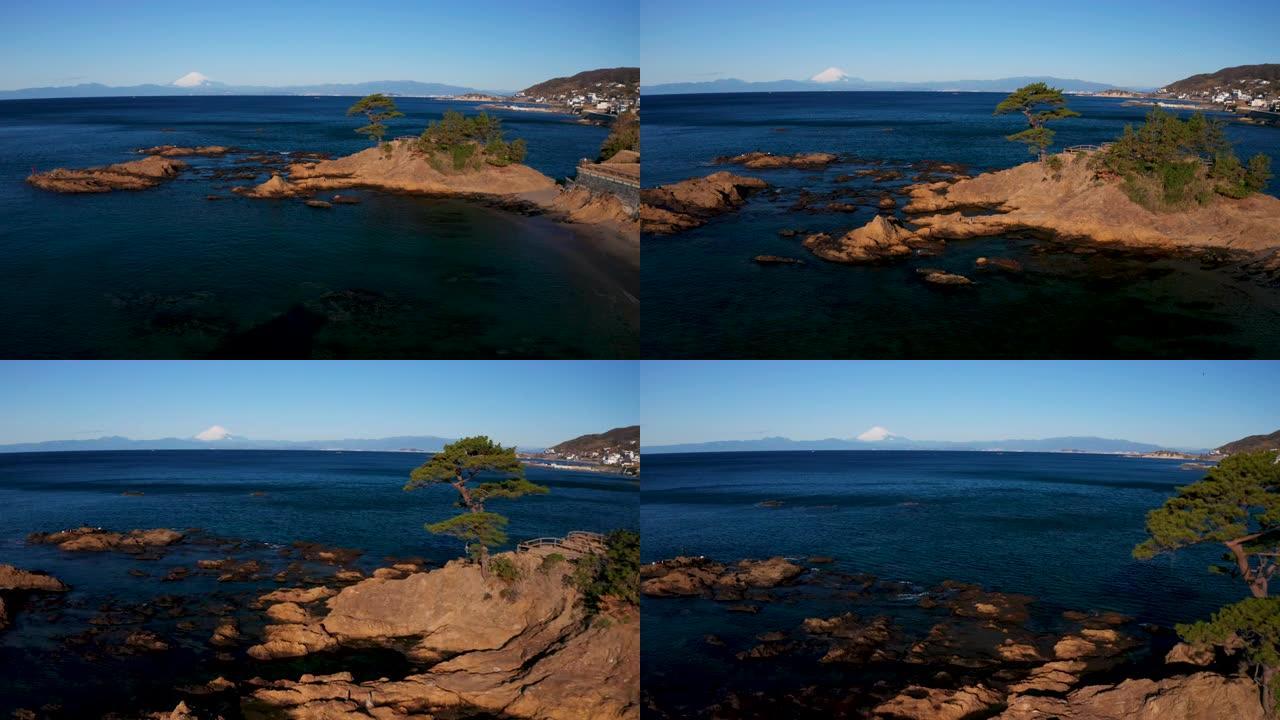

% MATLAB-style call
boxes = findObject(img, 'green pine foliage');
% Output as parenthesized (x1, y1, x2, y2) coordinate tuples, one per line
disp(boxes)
(488, 555, 521, 584)
(406, 436, 548, 561)
(569, 529, 640, 612)
(1095, 107, 1273, 209)
(1179, 597, 1280, 713)
(993, 83, 1080, 160)
(598, 111, 639, 161)
(413, 110, 527, 170)
(346, 93, 405, 145)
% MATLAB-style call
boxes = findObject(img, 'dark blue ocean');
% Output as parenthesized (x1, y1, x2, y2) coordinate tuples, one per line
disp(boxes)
(641, 451, 1243, 713)
(0, 96, 637, 358)
(642, 92, 1280, 358)
(0, 450, 638, 715)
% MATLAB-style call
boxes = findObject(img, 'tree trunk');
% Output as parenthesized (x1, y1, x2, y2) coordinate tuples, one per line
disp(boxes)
(1262, 665, 1277, 718)
(1226, 536, 1269, 598)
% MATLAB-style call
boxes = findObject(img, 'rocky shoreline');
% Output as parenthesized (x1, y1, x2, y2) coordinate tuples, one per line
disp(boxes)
(27, 141, 639, 243)
(641, 148, 1280, 285)
(641, 555, 1265, 719)
(2, 526, 638, 720)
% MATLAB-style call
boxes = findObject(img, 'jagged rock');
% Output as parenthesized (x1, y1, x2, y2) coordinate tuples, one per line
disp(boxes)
(641, 556, 804, 598)
(1008, 660, 1088, 694)
(995, 672, 1264, 720)
(716, 151, 840, 169)
(247, 623, 337, 660)
(640, 172, 769, 234)
(209, 618, 239, 647)
(259, 587, 336, 605)
(803, 613, 895, 664)
(265, 602, 310, 624)
(138, 145, 230, 157)
(873, 684, 1003, 720)
(802, 215, 918, 263)
(0, 564, 69, 592)
(27, 527, 184, 552)
(234, 173, 307, 198)
(1165, 642, 1214, 666)
(27, 156, 187, 193)
(124, 630, 170, 652)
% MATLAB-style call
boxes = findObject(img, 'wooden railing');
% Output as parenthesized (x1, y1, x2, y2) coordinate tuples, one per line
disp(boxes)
(517, 530, 606, 554)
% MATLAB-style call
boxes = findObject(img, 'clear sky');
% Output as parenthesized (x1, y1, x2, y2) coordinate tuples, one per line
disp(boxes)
(0, 361, 637, 448)
(641, 0, 1279, 88)
(640, 361, 1280, 449)
(0, 0, 637, 92)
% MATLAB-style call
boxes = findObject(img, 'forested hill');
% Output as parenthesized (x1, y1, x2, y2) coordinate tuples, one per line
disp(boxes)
(521, 68, 639, 99)
(1216, 430, 1280, 455)
(546, 426, 640, 458)
(1162, 64, 1280, 93)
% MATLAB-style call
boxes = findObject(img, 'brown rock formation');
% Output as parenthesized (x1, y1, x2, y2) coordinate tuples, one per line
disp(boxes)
(1165, 642, 1215, 666)
(717, 151, 840, 170)
(137, 145, 230, 157)
(0, 564, 69, 593)
(552, 185, 639, 238)
(27, 156, 187, 193)
(995, 672, 1264, 720)
(27, 527, 184, 552)
(640, 556, 804, 598)
(640, 172, 769, 234)
(802, 215, 922, 263)
(873, 684, 1003, 720)
(233, 173, 307, 199)
(246, 552, 638, 720)
(905, 152, 1280, 255)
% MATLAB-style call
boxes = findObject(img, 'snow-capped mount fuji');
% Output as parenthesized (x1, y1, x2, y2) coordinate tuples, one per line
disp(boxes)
(172, 71, 217, 89)
(810, 67, 853, 84)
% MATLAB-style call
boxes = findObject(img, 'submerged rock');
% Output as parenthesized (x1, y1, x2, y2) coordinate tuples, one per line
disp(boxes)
(137, 145, 230, 157)
(754, 255, 804, 265)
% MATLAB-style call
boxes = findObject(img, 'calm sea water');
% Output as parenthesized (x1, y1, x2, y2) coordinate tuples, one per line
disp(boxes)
(0, 450, 638, 715)
(642, 92, 1280, 358)
(641, 451, 1244, 711)
(0, 96, 636, 358)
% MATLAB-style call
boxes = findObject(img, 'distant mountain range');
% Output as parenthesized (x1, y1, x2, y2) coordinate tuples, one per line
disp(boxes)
(643, 74, 1124, 96)
(0, 78, 503, 101)
(0, 433, 463, 454)
(644, 431, 1205, 455)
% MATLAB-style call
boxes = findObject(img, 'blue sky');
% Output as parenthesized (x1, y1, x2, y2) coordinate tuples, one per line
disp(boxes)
(0, 361, 637, 447)
(641, 0, 1279, 88)
(0, 0, 636, 92)
(640, 362, 1280, 448)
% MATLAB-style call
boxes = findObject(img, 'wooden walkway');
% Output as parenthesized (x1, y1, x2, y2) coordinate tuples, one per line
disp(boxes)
(517, 530, 606, 558)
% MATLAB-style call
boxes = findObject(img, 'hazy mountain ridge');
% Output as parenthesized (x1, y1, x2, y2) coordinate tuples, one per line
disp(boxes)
(644, 435, 1201, 455)
(0, 434, 464, 454)
(643, 75, 1122, 95)
(0, 80, 501, 100)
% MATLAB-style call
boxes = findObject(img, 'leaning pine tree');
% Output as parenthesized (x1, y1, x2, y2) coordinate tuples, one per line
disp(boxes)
(404, 436, 548, 567)
(346, 93, 404, 146)
(1134, 450, 1280, 716)
(993, 82, 1080, 161)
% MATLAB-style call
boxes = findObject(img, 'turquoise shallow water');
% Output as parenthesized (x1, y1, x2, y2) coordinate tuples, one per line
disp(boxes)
(0, 450, 638, 715)
(642, 92, 1280, 358)
(0, 96, 637, 358)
